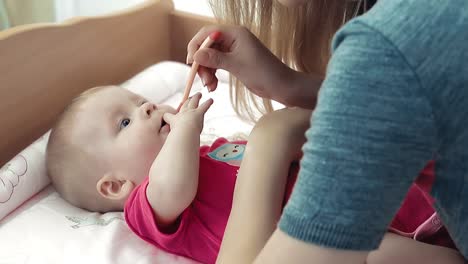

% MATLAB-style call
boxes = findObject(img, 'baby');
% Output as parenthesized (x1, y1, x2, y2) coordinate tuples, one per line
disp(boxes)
(47, 85, 461, 264)
(46, 85, 301, 264)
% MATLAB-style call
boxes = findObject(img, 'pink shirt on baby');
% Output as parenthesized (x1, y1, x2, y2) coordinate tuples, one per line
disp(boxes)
(124, 138, 297, 264)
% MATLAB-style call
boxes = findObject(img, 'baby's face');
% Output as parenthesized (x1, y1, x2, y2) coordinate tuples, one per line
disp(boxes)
(74, 86, 176, 184)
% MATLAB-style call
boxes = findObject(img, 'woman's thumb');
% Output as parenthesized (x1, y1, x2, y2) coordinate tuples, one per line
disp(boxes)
(193, 48, 232, 71)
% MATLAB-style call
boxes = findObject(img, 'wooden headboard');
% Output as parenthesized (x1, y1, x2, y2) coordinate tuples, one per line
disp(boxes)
(0, 0, 215, 167)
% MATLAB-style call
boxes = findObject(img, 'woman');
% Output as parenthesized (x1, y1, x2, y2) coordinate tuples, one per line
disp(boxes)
(187, 0, 468, 263)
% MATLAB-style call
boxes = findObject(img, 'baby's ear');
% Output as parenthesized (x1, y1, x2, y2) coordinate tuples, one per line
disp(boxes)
(96, 172, 135, 201)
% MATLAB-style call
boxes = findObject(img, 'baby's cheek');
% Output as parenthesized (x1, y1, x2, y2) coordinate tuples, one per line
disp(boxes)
(127, 127, 163, 160)
(124, 143, 157, 174)
(138, 137, 163, 159)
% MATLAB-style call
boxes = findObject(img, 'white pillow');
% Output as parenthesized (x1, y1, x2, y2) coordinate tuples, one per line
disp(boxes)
(0, 61, 193, 221)
(121, 61, 201, 102)
(0, 135, 49, 220)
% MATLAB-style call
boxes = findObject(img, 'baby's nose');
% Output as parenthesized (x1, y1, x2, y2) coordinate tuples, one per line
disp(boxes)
(141, 102, 157, 117)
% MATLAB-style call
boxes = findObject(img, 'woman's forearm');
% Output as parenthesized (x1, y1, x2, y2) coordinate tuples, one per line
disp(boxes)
(278, 70, 322, 109)
(217, 108, 311, 264)
(216, 130, 290, 264)
(255, 229, 369, 264)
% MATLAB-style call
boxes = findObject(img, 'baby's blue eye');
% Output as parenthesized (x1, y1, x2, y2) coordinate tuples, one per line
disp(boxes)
(120, 118, 131, 129)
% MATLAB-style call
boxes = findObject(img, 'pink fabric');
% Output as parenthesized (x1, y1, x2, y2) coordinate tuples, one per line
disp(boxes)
(388, 161, 456, 249)
(124, 138, 298, 264)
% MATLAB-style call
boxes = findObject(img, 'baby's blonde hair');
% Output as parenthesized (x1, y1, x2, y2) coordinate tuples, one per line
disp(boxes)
(46, 86, 119, 212)
(209, 0, 370, 122)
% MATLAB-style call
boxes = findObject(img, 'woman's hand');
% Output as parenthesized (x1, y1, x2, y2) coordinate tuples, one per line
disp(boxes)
(187, 25, 321, 109)
(187, 25, 294, 101)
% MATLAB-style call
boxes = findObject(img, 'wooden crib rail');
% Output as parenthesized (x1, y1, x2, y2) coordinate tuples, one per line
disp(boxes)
(0, 0, 214, 167)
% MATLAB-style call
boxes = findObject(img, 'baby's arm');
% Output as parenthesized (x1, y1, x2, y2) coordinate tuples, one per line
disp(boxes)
(217, 107, 312, 264)
(146, 93, 213, 228)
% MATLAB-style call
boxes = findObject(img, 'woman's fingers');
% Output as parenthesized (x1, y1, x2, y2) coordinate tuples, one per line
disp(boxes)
(187, 25, 225, 64)
(193, 47, 234, 72)
(206, 78, 218, 92)
(187, 27, 210, 64)
(187, 25, 240, 65)
(197, 67, 219, 92)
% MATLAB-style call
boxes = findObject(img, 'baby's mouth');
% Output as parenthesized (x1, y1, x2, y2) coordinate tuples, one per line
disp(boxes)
(159, 119, 168, 131)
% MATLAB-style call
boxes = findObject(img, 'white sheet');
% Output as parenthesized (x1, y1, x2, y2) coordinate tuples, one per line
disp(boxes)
(0, 63, 257, 264)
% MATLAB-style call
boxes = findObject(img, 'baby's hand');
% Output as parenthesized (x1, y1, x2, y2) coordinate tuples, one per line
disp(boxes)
(163, 93, 213, 133)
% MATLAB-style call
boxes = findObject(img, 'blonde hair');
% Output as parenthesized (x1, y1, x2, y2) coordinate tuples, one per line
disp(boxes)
(209, 0, 370, 122)
(46, 86, 118, 212)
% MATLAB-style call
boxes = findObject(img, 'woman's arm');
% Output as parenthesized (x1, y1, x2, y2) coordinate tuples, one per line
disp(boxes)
(255, 230, 368, 264)
(253, 20, 437, 264)
(281, 70, 322, 109)
(367, 233, 465, 264)
(255, 231, 465, 264)
(216, 107, 312, 264)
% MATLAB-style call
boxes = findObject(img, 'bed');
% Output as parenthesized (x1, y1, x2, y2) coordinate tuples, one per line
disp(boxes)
(0, 1, 256, 263)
